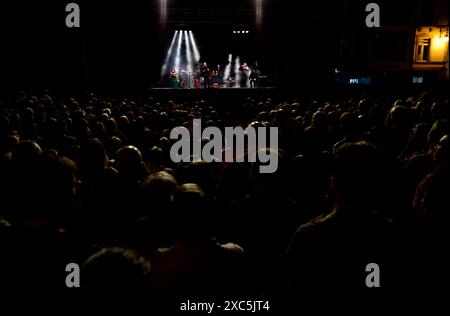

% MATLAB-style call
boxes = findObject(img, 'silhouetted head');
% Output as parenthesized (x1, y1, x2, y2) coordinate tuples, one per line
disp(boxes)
(339, 112, 357, 135)
(386, 105, 413, 128)
(13, 140, 42, 164)
(172, 183, 211, 243)
(311, 111, 327, 130)
(142, 171, 178, 211)
(178, 161, 216, 198)
(428, 119, 448, 149)
(332, 142, 383, 210)
(79, 138, 108, 175)
(414, 165, 449, 230)
(433, 134, 449, 165)
(115, 145, 143, 176)
(82, 247, 152, 289)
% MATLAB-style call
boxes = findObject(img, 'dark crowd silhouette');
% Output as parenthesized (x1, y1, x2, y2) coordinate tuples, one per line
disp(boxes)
(0, 89, 448, 303)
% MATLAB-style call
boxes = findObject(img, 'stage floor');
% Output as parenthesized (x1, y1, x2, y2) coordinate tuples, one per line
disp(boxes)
(147, 87, 279, 101)
(150, 87, 277, 90)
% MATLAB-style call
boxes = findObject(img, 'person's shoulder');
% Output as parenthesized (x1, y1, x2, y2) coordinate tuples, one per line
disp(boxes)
(103, 165, 119, 176)
(363, 209, 396, 231)
(155, 247, 173, 255)
(287, 212, 336, 255)
(229, 192, 298, 209)
(406, 152, 433, 166)
(214, 242, 245, 264)
(295, 211, 336, 234)
(0, 214, 11, 229)
(218, 242, 244, 254)
(151, 246, 176, 265)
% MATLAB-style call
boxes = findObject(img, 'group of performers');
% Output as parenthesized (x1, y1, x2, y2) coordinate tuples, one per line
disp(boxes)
(168, 62, 259, 89)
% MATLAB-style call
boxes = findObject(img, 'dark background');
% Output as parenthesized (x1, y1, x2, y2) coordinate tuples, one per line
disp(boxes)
(0, 1, 386, 93)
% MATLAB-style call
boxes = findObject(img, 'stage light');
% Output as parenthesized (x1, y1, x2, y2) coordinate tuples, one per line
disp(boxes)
(185, 31, 194, 74)
(174, 30, 183, 72)
(234, 56, 241, 88)
(224, 54, 232, 82)
(256, 0, 263, 26)
(159, 0, 168, 25)
(188, 31, 201, 63)
(160, 31, 179, 76)
(161, 30, 201, 83)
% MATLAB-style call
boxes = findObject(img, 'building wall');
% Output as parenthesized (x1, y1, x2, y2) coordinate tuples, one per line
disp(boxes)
(340, 0, 449, 82)
(414, 26, 449, 62)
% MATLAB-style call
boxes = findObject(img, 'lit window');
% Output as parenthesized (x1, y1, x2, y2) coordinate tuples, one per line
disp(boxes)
(416, 38, 431, 62)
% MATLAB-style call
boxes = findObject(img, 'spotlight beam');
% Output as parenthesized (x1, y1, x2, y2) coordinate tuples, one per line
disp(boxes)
(188, 31, 201, 63)
(159, 0, 168, 25)
(161, 31, 179, 76)
(234, 56, 241, 88)
(256, 0, 263, 25)
(174, 31, 183, 72)
(224, 54, 232, 82)
(185, 31, 194, 74)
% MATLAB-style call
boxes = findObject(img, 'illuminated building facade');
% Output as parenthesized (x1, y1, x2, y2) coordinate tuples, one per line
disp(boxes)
(339, 0, 449, 85)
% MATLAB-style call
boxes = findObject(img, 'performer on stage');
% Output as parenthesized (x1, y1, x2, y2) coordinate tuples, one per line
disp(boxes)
(215, 64, 222, 76)
(211, 64, 223, 88)
(179, 69, 188, 88)
(170, 69, 179, 89)
(239, 63, 250, 88)
(200, 62, 210, 88)
(194, 63, 201, 88)
(194, 72, 200, 89)
(249, 71, 258, 88)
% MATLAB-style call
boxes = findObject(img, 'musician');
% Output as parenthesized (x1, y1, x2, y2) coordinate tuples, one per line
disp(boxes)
(194, 63, 201, 88)
(179, 69, 188, 88)
(200, 62, 210, 88)
(239, 62, 249, 73)
(169, 69, 179, 89)
(194, 72, 200, 89)
(227, 76, 235, 88)
(239, 63, 250, 88)
(216, 64, 222, 76)
(249, 71, 258, 88)
(211, 64, 223, 88)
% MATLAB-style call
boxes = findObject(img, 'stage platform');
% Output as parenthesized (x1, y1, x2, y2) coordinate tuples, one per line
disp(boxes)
(151, 88, 277, 90)
(146, 87, 280, 103)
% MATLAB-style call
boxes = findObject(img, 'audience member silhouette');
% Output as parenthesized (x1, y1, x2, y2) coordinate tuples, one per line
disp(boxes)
(0, 89, 448, 294)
